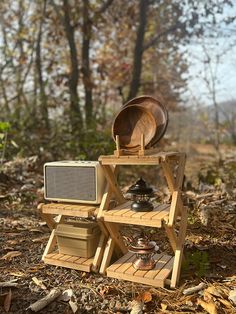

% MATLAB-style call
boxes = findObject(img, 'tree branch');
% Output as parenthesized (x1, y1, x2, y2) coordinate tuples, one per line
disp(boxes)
(96, 0, 114, 15)
(143, 22, 181, 51)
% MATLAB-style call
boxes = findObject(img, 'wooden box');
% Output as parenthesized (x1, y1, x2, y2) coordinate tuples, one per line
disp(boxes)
(55, 221, 100, 258)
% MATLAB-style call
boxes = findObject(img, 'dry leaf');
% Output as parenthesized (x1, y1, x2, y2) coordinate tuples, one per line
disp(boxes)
(69, 297, 79, 314)
(99, 286, 110, 297)
(161, 303, 168, 310)
(32, 277, 47, 290)
(9, 271, 25, 277)
(6, 240, 18, 245)
(0, 251, 22, 261)
(228, 289, 236, 305)
(130, 300, 143, 314)
(4, 289, 12, 312)
(218, 298, 233, 309)
(205, 286, 223, 298)
(60, 289, 74, 302)
(32, 236, 48, 243)
(197, 299, 218, 314)
(136, 291, 152, 303)
(204, 290, 214, 302)
(29, 228, 43, 233)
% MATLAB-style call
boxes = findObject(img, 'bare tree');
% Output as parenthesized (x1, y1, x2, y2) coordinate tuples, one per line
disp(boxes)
(35, 0, 49, 129)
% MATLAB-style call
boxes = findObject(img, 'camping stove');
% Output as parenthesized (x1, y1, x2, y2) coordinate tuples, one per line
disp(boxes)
(129, 238, 159, 270)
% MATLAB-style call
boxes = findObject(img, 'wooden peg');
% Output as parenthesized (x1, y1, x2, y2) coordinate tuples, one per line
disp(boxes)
(141, 133, 145, 151)
(116, 135, 120, 151)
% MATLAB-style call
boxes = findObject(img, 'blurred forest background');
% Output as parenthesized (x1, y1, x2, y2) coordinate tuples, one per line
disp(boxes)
(0, 0, 236, 162)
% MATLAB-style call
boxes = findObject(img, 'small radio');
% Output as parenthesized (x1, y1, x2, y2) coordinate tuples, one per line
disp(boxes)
(44, 161, 106, 204)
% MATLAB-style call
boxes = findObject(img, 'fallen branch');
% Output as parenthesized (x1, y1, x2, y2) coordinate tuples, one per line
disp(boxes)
(0, 280, 18, 288)
(27, 288, 61, 312)
(183, 282, 207, 295)
(196, 193, 214, 199)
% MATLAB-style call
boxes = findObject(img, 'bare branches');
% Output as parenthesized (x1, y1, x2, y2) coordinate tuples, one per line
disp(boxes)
(96, 0, 114, 15)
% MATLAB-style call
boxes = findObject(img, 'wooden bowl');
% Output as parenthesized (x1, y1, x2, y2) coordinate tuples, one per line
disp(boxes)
(112, 104, 157, 150)
(123, 95, 168, 146)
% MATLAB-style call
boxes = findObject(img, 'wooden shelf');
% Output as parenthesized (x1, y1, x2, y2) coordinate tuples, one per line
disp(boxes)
(43, 251, 94, 272)
(40, 202, 98, 218)
(99, 151, 181, 165)
(106, 252, 174, 287)
(102, 201, 170, 227)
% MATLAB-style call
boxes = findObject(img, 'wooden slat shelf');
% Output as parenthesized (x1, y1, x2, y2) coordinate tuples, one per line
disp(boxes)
(40, 202, 98, 218)
(99, 152, 181, 165)
(102, 201, 170, 227)
(43, 251, 94, 272)
(106, 252, 174, 287)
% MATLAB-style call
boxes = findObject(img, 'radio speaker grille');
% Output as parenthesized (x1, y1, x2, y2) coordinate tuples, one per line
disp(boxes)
(45, 166, 96, 201)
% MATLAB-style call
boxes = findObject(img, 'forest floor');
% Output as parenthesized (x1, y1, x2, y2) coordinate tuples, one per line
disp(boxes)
(0, 144, 236, 314)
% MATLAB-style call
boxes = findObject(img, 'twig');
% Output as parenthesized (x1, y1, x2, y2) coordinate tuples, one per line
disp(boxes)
(0, 280, 18, 288)
(183, 282, 207, 295)
(27, 288, 61, 312)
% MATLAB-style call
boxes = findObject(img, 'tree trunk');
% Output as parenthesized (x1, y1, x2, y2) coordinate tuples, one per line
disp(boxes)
(212, 84, 221, 160)
(82, 0, 93, 128)
(35, 0, 49, 129)
(62, 0, 83, 133)
(127, 0, 149, 101)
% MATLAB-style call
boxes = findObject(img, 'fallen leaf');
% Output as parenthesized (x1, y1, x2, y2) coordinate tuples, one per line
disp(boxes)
(197, 299, 218, 314)
(228, 289, 236, 305)
(32, 236, 48, 243)
(4, 289, 12, 312)
(161, 303, 168, 310)
(218, 298, 233, 309)
(60, 289, 74, 302)
(205, 286, 223, 298)
(99, 286, 110, 297)
(204, 290, 214, 302)
(9, 271, 25, 277)
(136, 291, 152, 303)
(32, 277, 47, 290)
(29, 228, 43, 233)
(0, 251, 22, 261)
(0, 194, 9, 199)
(6, 240, 18, 245)
(69, 297, 79, 313)
(130, 300, 143, 314)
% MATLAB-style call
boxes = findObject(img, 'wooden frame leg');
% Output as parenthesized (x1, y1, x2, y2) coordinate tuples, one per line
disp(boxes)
(171, 249, 183, 288)
(92, 233, 107, 272)
(164, 224, 177, 253)
(42, 229, 57, 260)
(101, 165, 125, 204)
(42, 214, 65, 261)
(170, 206, 188, 287)
(100, 237, 115, 274)
(105, 222, 127, 255)
(161, 155, 187, 288)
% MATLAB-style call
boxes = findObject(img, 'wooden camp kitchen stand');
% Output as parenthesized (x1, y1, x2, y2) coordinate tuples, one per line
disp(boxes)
(38, 203, 108, 273)
(97, 150, 187, 288)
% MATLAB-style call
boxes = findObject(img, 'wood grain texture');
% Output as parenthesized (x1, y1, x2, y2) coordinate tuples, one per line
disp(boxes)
(103, 202, 170, 227)
(106, 252, 174, 287)
(41, 202, 97, 217)
(44, 251, 93, 272)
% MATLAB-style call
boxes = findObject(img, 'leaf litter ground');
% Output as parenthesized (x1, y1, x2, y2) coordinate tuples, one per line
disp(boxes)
(0, 150, 236, 313)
